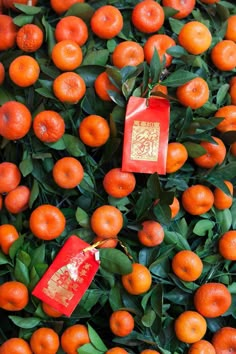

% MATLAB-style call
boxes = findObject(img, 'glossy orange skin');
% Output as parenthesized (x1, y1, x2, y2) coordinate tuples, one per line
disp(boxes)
(174, 311, 207, 344)
(176, 77, 209, 109)
(214, 105, 236, 133)
(144, 34, 176, 66)
(212, 327, 236, 354)
(172, 250, 203, 282)
(53, 72, 86, 104)
(225, 15, 236, 42)
(90, 5, 123, 39)
(0, 224, 19, 255)
(52, 156, 84, 189)
(193, 136, 226, 169)
(55, 16, 88, 46)
(162, 0, 196, 19)
(103, 167, 136, 198)
(4, 185, 30, 214)
(219, 231, 236, 261)
(33, 110, 65, 143)
(188, 340, 216, 354)
(9, 55, 40, 87)
(213, 181, 233, 210)
(61, 324, 90, 354)
(94, 72, 120, 101)
(50, 0, 84, 14)
(16, 24, 43, 52)
(30, 327, 60, 354)
(166, 142, 188, 173)
(0, 338, 32, 354)
(137, 220, 164, 247)
(51, 40, 83, 71)
(90, 205, 123, 238)
(109, 310, 134, 337)
(132, 0, 165, 33)
(0, 14, 18, 51)
(0, 281, 29, 311)
(79, 115, 110, 147)
(181, 184, 214, 215)
(0, 62, 5, 85)
(121, 263, 152, 295)
(0, 162, 21, 193)
(211, 40, 236, 71)
(112, 41, 144, 68)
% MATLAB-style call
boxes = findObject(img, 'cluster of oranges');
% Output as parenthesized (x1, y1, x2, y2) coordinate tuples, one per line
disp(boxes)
(0, 0, 236, 353)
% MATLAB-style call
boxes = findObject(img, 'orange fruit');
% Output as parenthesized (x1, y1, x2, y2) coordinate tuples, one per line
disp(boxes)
(4, 185, 30, 214)
(214, 105, 236, 133)
(131, 0, 165, 33)
(169, 196, 180, 219)
(200, 0, 219, 3)
(0, 62, 5, 85)
(52, 156, 84, 189)
(229, 77, 236, 105)
(90, 205, 123, 238)
(188, 340, 216, 354)
(103, 167, 136, 198)
(140, 350, 160, 354)
(53, 72, 86, 104)
(29, 204, 66, 240)
(92, 236, 119, 249)
(0, 195, 2, 210)
(176, 77, 209, 109)
(225, 15, 236, 42)
(106, 348, 128, 354)
(213, 180, 233, 210)
(178, 21, 212, 55)
(174, 311, 207, 344)
(162, 0, 196, 19)
(109, 310, 134, 337)
(112, 41, 144, 69)
(121, 262, 152, 295)
(0, 101, 32, 140)
(42, 301, 63, 318)
(90, 5, 123, 39)
(137, 220, 164, 247)
(94, 71, 120, 101)
(0, 224, 19, 255)
(0, 162, 21, 194)
(78, 114, 110, 147)
(151, 83, 168, 96)
(30, 327, 60, 354)
(193, 136, 226, 169)
(0, 280, 29, 311)
(172, 250, 203, 282)
(144, 34, 176, 66)
(50, 0, 85, 15)
(219, 230, 236, 261)
(211, 40, 236, 71)
(60, 324, 90, 354)
(2, 0, 37, 10)
(0, 14, 18, 51)
(193, 282, 232, 318)
(51, 39, 83, 71)
(0, 338, 32, 354)
(181, 184, 214, 215)
(9, 55, 40, 87)
(166, 142, 188, 173)
(54, 16, 88, 46)
(33, 110, 65, 143)
(212, 327, 236, 353)
(16, 23, 44, 52)
(230, 141, 236, 156)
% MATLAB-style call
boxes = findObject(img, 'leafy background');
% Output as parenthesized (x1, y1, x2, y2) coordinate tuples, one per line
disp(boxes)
(0, 0, 236, 353)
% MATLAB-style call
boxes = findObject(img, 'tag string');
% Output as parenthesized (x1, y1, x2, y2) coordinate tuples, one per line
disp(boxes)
(83, 238, 133, 261)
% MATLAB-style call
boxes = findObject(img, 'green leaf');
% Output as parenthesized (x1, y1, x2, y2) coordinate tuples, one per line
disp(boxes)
(167, 45, 188, 58)
(30, 244, 46, 266)
(83, 49, 109, 66)
(65, 3, 95, 22)
(164, 231, 191, 250)
(29, 179, 39, 208)
(193, 220, 215, 236)
(0, 87, 15, 104)
(216, 84, 230, 105)
(14, 3, 42, 14)
(99, 248, 132, 275)
(13, 14, 34, 26)
(88, 323, 108, 352)
(9, 316, 41, 329)
(19, 158, 33, 177)
(78, 343, 104, 354)
(75, 207, 90, 228)
(215, 209, 232, 234)
(161, 70, 197, 87)
(9, 236, 25, 260)
(0, 251, 12, 265)
(141, 308, 156, 327)
(45, 138, 66, 150)
(168, 17, 184, 34)
(63, 134, 86, 157)
(183, 142, 206, 158)
(149, 49, 162, 85)
(14, 258, 30, 286)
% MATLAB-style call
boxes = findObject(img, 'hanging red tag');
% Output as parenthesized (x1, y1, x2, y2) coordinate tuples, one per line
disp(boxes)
(121, 96, 170, 174)
(32, 235, 100, 317)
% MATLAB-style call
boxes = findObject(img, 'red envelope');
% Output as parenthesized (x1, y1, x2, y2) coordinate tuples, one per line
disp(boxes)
(122, 96, 170, 174)
(32, 235, 100, 317)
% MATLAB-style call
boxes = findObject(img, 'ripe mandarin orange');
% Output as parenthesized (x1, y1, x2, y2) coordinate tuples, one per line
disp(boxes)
(131, 0, 165, 33)
(212, 327, 236, 354)
(174, 311, 207, 344)
(230, 142, 236, 156)
(55, 16, 88, 47)
(193, 136, 226, 168)
(121, 263, 152, 295)
(0, 162, 21, 193)
(112, 41, 144, 68)
(4, 185, 30, 214)
(42, 301, 63, 318)
(214, 105, 236, 133)
(60, 324, 90, 354)
(16, 23, 44, 52)
(0, 14, 18, 51)
(53, 72, 86, 104)
(176, 77, 209, 109)
(94, 71, 120, 101)
(229, 77, 236, 105)
(188, 340, 216, 354)
(0, 280, 29, 311)
(33, 110, 65, 143)
(90, 5, 123, 39)
(182, 184, 214, 215)
(219, 230, 236, 261)
(166, 142, 188, 173)
(194, 282, 232, 318)
(90, 205, 123, 238)
(29, 204, 66, 240)
(137, 220, 164, 247)
(109, 310, 134, 337)
(144, 34, 176, 66)
(225, 15, 236, 42)
(162, 0, 196, 19)
(0, 338, 32, 354)
(172, 250, 203, 282)
(0, 62, 5, 85)
(0, 224, 19, 255)
(0, 101, 32, 140)
(50, 0, 85, 14)
(178, 21, 212, 55)
(51, 39, 83, 71)
(30, 327, 60, 354)
(151, 83, 168, 96)
(9, 55, 40, 87)
(140, 350, 160, 354)
(92, 236, 119, 249)
(169, 196, 180, 219)
(103, 167, 136, 198)
(213, 181, 233, 210)
(106, 348, 128, 354)
(2, 0, 37, 10)
(211, 40, 236, 71)
(52, 156, 84, 189)
(79, 114, 110, 147)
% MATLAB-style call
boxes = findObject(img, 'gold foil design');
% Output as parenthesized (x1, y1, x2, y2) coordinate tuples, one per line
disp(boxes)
(131, 120, 160, 161)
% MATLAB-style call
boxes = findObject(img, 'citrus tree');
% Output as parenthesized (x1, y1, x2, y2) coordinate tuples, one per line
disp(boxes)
(0, 0, 236, 353)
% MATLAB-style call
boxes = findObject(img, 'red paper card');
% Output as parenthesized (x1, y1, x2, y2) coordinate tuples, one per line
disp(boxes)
(122, 96, 170, 174)
(32, 235, 100, 317)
